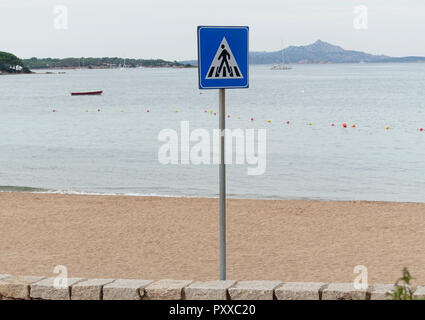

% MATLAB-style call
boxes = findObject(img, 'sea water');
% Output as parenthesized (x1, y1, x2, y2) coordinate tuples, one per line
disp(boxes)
(1, 64, 425, 202)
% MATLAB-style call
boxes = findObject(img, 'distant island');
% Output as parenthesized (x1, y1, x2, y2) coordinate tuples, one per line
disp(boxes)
(23, 57, 194, 70)
(180, 40, 425, 65)
(0, 51, 31, 74)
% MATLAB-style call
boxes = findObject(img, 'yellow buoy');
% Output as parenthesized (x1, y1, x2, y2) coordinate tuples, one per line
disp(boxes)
(237, 116, 240, 119)
(308, 122, 312, 126)
(267, 120, 271, 123)
(385, 125, 390, 130)
(121, 109, 124, 112)
(85, 109, 88, 112)
(209, 110, 213, 114)
(174, 110, 178, 113)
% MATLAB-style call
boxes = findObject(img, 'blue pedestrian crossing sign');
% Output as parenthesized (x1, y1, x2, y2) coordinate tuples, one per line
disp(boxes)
(197, 26, 249, 89)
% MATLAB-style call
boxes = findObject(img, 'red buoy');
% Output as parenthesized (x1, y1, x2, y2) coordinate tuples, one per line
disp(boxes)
(342, 123, 347, 128)
(250, 117, 254, 121)
(420, 128, 424, 132)
(286, 121, 290, 124)
(331, 123, 335, 127)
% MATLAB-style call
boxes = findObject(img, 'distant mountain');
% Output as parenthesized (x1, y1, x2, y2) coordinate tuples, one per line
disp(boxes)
(251, 40, 425, 64)
(180, 40, 425, 65)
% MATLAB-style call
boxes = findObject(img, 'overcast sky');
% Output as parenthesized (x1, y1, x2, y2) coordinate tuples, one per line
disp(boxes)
(1, 0, 425, 60)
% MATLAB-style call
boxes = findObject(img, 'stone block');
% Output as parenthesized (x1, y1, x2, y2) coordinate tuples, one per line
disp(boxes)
(185, 280, 236, 300)
(0, 276, 45, 300)
(71, 278, 115, 300)
(30, 277, 84, 300)
(413, 285, 425, 299)
(103, 279, 154, 300)
(144, 280, 194, 300)
(228, 281, 282, 300)
(322, 283, 368, 300)
(369, 283, 395, 300)
(275, 282, 326, 300)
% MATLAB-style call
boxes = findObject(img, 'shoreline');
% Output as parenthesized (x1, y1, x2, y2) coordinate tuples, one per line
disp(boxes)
(2, 192, 425, 284)
(1, 189, 425, 205)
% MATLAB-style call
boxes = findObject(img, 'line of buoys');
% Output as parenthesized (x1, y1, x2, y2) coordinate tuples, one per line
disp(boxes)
(200, 113, 364, 129)
(47, 108, 419, 133)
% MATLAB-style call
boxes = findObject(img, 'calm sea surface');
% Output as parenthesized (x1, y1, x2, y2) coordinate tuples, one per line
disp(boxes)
(1, 64, 425, 202)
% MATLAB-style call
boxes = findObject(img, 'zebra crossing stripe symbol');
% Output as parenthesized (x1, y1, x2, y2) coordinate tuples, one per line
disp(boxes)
(206, 37, 244, 79)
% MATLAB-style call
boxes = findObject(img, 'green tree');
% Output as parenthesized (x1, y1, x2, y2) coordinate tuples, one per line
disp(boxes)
(0, 51, 30, 73)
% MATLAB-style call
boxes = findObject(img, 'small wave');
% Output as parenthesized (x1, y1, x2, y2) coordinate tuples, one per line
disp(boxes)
(0, 186, 49, 193)
(37, 189, 217, 198)
(0, 186, 214, 198)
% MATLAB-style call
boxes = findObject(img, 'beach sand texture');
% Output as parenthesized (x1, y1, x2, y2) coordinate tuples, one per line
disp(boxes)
(1, 192, 425, 284)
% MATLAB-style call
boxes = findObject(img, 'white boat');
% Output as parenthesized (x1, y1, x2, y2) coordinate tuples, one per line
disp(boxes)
(271, 63, 292, 70)
(271, 41, 292, 70)
(120, 58, 127, 70)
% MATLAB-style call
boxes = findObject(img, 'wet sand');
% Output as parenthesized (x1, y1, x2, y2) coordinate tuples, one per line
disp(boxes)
(1, 192, 425, 284)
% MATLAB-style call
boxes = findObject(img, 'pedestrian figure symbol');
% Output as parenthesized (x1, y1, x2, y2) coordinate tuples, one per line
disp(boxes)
(206, 37, 243, 79)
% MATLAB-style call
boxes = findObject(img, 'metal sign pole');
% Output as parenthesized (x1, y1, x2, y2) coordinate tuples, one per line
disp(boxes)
(198, 26, 248, 281)
(219, 88, 226, 280)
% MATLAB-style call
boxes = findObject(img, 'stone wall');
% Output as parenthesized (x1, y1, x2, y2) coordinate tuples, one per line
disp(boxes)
(0, 274, 418, 300)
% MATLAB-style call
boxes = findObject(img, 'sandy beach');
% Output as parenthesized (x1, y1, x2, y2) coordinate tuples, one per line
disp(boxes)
(1, 192, 425, 284)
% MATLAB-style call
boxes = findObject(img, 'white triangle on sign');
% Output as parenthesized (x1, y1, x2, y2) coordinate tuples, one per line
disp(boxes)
(206, 37, 244, 79)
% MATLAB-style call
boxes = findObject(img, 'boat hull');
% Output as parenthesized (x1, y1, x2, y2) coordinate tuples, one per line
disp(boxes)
(71, 91, 103, 96)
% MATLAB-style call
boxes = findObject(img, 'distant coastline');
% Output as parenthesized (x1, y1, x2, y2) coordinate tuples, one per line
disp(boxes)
(5, 39, 425, 74)
(23, 57, 195, 70)
(29, 65, 194, 71)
